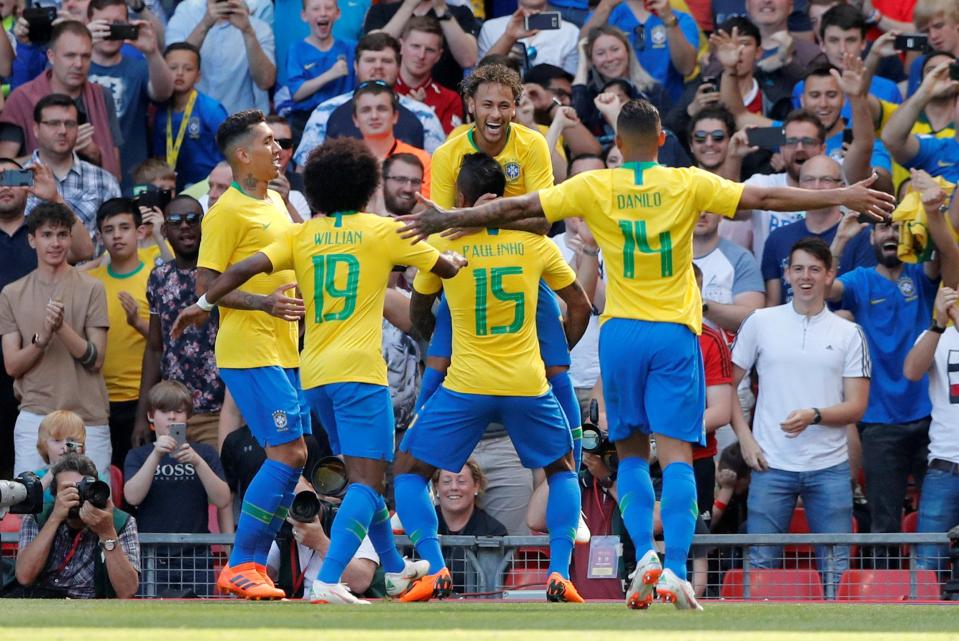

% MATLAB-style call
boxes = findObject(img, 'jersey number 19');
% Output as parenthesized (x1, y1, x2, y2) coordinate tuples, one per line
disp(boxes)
(312, 253, 359, 323)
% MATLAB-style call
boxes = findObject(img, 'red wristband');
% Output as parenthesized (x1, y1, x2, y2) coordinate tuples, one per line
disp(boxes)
(713, 499, 728, 511)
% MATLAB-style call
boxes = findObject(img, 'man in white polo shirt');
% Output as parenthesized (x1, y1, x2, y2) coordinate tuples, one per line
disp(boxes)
(731, 236, 871, 592)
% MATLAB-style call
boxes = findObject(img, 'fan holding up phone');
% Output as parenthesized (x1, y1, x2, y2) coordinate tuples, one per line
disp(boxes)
(477, 3, 580, 75)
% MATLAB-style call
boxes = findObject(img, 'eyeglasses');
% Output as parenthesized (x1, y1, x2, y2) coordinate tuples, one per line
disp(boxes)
(166, 212, 203, 225)
(385, 175, 423, 187)
(784, 136, 822, 148)
(798, 175, 843, 186)
(39, 119, 79, 129)
(693, 129, 727, 143)
(633, 25, 645, 51)
(275, 138, 293, 150)
(356, 80, 390, 91)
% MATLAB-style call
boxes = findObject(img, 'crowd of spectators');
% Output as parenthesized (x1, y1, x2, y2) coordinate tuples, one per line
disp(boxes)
(0, 0, 958, 599)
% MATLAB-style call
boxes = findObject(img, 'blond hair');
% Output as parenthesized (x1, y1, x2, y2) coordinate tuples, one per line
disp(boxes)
(147, 380, 194, 417)
(432, 459, 489, 495)
(914, 0, 959, 29)
(585, 25, 658, 94)
(36, 410, 86, 463)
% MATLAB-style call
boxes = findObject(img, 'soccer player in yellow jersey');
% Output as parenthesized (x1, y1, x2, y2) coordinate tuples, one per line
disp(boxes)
(399, 99, 896, 610)
(419, 65, 590, 519)
(87, 199, 151, 468)
(394, 153, 593, 603)
(172, 110, 312, 600)
(181, 138, 467, 604)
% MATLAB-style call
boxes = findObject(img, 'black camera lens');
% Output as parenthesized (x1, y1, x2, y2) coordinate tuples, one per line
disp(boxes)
(289, 490, 321, 523)
(77, 476, 110, 509)
(310, 457, 348, 498)
(581, 425, 603, 454)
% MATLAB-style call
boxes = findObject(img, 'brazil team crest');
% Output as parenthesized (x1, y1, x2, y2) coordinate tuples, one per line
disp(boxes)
(504, 161, 521, 182)
(273, 410, 289, 431)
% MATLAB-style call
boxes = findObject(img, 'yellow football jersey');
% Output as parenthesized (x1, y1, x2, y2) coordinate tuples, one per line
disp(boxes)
(430, 123, 554, 208)
(88, 262, 151, 402)
(262, 212, 441, 389)
(878, 99, 957, 194)
(197, 185, 299, 369)
(414, 229, 576, 396)
(539, 162, 744, 333)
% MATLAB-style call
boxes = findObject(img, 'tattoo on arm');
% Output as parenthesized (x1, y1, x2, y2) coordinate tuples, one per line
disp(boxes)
(218, 290, 266, 312)
(410, 292, 438, 342)
(448, 194, 543, 229)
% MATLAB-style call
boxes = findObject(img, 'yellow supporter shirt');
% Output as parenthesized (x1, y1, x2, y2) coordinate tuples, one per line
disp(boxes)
(878, 99, 957, 194)
(538, 161, 744, 333)
(138, 241, 173, 269)
(197, 185, 299, 369)
(87, 261, 151, 402)
(431, 124, 554, 208)
(262, 211, 441, 389)
(414, 229, 576, 397)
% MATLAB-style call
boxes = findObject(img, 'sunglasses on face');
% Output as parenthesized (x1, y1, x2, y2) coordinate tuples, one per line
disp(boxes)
(166, 212, 203, 225)
(693, 129, 727, 143)
(275, 138, 293, 150)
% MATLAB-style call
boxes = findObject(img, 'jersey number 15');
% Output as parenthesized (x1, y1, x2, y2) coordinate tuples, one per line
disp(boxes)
(473, 267, 525, 336)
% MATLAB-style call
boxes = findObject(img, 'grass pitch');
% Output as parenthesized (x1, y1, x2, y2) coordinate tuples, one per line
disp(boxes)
(1, 600, 958, 641)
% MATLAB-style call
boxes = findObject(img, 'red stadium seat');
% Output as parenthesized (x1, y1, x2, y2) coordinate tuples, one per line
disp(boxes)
(901, 511, 919, 558)
(0, 513, 22, 553)
(721, 568, 825, 600)
(784, 507, 858, 569)
(501, 546, 550, 590)
(836, 569, 941, 600)
(109, 465, 124, 508)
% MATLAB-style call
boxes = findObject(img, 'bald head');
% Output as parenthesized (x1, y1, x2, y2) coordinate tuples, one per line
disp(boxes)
(798, 155, 844, 189)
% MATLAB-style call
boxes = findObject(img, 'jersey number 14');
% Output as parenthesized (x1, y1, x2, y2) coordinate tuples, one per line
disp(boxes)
(619, 220, 673, 278)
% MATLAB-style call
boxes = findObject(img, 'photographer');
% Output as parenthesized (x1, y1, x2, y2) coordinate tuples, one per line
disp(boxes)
(11, 453, 139, 598)
(265, 477, 379, 600)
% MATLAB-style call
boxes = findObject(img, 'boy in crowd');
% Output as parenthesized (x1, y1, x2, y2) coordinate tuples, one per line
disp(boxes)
(123, 380, 230, 596)
(88, 199, 151, 468)
(286, 0, 356, 139)
(130, 159, 176, 268)
(152, 42, 228, 192)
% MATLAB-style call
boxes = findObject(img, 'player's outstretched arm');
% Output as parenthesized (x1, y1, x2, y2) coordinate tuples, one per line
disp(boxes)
(431, 251, 469, 279)
(738, 173, 896, 220)
(409, 290, 439, 342)
(553, 280, 591, 350)
(398, 193, 545, 243)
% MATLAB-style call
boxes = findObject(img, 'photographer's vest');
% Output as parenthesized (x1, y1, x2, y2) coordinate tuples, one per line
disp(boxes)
(36, 503, 131, 598)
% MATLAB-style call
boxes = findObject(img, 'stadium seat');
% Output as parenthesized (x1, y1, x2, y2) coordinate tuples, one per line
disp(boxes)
(720, 568, 825, 600)
(784, 508, 858, 569)
(1, 513, 22, 553)
(501, 546, 550, 590)
(836, 569, 940, 600)
(901, 511, 919, 558)
(109, 465, 124, 508)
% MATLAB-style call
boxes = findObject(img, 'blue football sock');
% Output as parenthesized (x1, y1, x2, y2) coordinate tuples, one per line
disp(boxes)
(545, 470, 580, 579)
(368, 495, 406, 574)
(548, 371, 582, 469)
(660, 462, 697, 581)
(414, 367, 446, 413)
(230, 459, 300, 567)
(317, 483, 379, 584)
(616, 457, 656, 559)
(394, 473, 446, 574)
(257, 465, 303, 565)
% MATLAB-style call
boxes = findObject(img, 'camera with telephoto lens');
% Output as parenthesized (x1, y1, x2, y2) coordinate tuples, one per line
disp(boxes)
(580, 399, 618, 470)
(67, 476, 111, 519)
(0, 472, 44, 517)
(288, 490, 339, 533)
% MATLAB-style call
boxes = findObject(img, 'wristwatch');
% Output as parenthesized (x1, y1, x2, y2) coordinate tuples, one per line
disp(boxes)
(99, 538, 118, 552)
(662, 14, 679, 28)
(930, 321, 946, 334)
(435, 11, 453, 21)
(811, 407, 822, 425)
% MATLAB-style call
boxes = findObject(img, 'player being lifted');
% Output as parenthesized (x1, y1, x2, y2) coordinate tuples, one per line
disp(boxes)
(176, 138, 467, 604)
(398, 100, 896, 610)
(395, 152, 593, 603)
(420, 64, 589, 529)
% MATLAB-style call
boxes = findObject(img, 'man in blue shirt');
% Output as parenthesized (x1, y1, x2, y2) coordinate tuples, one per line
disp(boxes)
(761, 155, 876, 305)
(581, 0, 700, 102)
(827, 211, 939, 567)
(881, 61, 959, 186)
(88, 0, 174, 191)
(790, 4, 902, 117)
